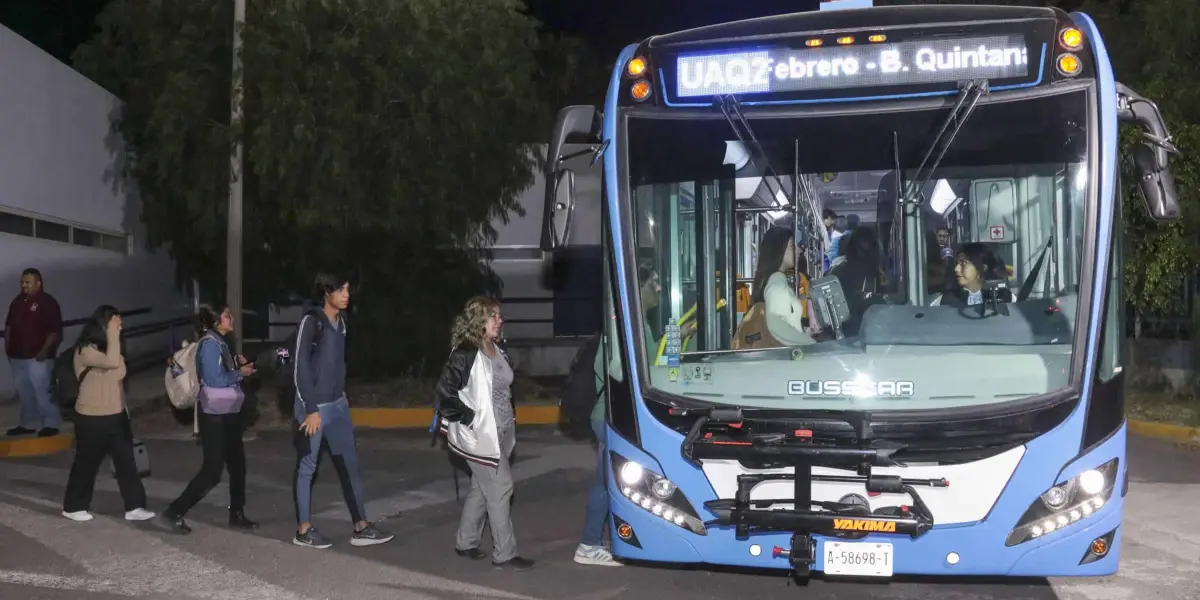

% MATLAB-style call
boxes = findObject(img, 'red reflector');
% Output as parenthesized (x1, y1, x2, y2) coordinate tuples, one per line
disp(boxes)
(867, 491, 881, 497)
(704, 432, 713, 439)
(901, 505, 909, 512)
(794, 429, 812, 438)
(943, 479, 950, 487)
(729, 422, 744, 429)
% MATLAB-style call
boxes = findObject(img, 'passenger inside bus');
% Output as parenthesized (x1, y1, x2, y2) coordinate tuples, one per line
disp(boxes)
(637, 261, 697, 363)
(826, 227, 888, 336)
(929, 242, 1013, 307)
(828, 213, 860, 269)
(743, 226, 815, 347)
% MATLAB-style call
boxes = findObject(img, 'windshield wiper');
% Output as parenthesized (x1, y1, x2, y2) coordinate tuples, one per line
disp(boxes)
(715, 94, 796, 208)
(714, 95, 826, 252)
(902, 80, 989, 205)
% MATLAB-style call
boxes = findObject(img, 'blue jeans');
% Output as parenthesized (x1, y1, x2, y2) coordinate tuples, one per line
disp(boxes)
(293, 397, 366, 525)
(580, 418, 610, 546)
(10, 358, 60, 429)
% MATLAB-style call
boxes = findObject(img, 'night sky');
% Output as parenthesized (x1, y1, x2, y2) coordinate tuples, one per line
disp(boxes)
(1, 0, 824, 65)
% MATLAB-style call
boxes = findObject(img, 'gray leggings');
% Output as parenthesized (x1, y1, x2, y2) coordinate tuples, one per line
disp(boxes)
(455, 426, 518, 562)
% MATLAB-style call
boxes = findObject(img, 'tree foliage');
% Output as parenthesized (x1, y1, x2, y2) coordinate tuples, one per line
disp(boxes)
(1078, 0, 1200, 328)
(72, 0, 564, 376)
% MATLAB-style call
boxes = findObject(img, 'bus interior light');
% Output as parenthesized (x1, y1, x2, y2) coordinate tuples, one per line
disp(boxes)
(868, 34, 886, 43)
(805, 38, 823, 47)
(1059, 27, 1083, 50)
(836, 36, 854, 45)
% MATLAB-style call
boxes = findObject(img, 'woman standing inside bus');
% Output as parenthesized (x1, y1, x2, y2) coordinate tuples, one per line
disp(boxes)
(749, 226, 816, 346)
(160, 305, 258, 534)
(436, 296, 535, 570)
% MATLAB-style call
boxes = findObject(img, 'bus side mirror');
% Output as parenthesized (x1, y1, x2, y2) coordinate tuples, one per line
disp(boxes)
(1117, 83, 1182, 221)
(1131, 143, 1179, 221)
(542, 105, 603, 251)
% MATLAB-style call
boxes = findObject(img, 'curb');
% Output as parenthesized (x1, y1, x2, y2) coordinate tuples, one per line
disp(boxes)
(352, 405, 561, 429)
(0, 433, 74, 458)
(1128, 418, 1200, 444)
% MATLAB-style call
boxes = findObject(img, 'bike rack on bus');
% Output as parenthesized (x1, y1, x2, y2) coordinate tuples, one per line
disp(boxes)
(672, 406, 948, 575)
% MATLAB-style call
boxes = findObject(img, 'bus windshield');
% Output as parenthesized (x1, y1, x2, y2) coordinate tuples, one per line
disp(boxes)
(624, 88, 1091, 411)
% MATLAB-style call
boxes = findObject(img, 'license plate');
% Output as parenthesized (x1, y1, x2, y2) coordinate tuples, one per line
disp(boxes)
(822, 541, 894, 577)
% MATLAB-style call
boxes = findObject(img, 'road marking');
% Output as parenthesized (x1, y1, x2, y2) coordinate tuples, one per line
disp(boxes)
(0, 570, 140, 596)
(0, 462, 291, 508)
(0, 493, 313, 600)
(315, 441, 596, 519)
(0, 488, 544, 600)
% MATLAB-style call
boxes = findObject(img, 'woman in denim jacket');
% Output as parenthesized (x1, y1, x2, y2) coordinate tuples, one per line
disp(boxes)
(160, 304, 257, 534)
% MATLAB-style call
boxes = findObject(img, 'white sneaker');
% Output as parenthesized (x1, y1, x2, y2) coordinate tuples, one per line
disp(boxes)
(125, 508, 155, 521)
(62, 510, 93, 522)
(574, 544, 622, 566)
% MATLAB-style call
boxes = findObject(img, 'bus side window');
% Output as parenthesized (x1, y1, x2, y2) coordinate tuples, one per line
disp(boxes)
(1098, 189, 1125, 383)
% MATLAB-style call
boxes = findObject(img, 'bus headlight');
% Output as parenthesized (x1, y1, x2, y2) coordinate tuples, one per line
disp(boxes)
(1006, 458, 1119, 546)
(610, 451, 706, 536)
(620, 461, 645, 486)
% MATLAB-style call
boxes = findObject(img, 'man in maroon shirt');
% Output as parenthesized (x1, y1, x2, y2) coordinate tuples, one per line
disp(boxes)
(4, 268, 63, 437)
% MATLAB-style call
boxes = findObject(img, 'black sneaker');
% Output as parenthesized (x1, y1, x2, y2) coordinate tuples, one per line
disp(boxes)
(493, 556, 535, 571)
(350, 523, 394, 547)
(293, 527, 332, 549)
(37, 427, 59, 437)
(6, 426, 35, 437)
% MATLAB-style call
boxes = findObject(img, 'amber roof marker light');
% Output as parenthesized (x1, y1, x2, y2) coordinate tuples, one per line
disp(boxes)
(1059, 27, 1084, 50)
(626, 56, 648, 77)
(631, 79, 652, 102)
(1057, 53, 1081, 76)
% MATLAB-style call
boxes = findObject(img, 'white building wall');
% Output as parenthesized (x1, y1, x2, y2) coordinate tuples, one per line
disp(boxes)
(0, 25, 191, 399)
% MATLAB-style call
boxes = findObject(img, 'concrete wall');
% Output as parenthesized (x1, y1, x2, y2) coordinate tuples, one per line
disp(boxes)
(0, 25, 192, 399)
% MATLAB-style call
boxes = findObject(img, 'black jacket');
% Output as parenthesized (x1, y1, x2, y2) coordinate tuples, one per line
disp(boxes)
(433, 342, 514, 426)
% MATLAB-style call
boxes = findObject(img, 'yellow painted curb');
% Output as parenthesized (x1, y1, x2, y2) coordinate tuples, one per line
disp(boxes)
(352, 405, 562, 429)
(1128, 419, 1200, 444)
(0, 433, 74, 458)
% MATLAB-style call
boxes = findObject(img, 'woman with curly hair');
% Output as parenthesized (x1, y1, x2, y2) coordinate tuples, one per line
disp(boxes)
(434, 296, 534, 570)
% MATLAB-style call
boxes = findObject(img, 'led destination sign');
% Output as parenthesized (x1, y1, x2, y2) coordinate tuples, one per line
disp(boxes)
(674, 34, 1030, 98)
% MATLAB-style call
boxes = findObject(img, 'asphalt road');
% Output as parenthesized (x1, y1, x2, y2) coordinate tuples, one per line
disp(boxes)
(1, 421, 1198, 600)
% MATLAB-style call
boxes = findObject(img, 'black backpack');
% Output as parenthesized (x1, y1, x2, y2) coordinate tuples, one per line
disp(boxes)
(51, 348, 91, 411)
(559, 332, 603, 440)
(274, 308, 328, 403)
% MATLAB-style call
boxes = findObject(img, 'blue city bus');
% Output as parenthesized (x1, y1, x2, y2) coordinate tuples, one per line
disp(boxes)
(540, 0, 1181, 581)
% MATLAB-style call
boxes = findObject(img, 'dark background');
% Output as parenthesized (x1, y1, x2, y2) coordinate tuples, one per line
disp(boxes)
(1, 0, 827, 67)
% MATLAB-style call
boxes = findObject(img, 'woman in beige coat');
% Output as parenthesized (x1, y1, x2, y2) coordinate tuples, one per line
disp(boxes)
(61, 305, 154, 523)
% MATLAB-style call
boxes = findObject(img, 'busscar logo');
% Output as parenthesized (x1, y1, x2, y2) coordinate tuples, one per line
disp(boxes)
(832, 518, 897, 533)
(787, 380, 915, 397)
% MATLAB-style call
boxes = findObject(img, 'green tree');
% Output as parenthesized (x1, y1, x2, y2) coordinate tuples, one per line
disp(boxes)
(72, 0, 556, 377)
(1079, 0, 1200, 335)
